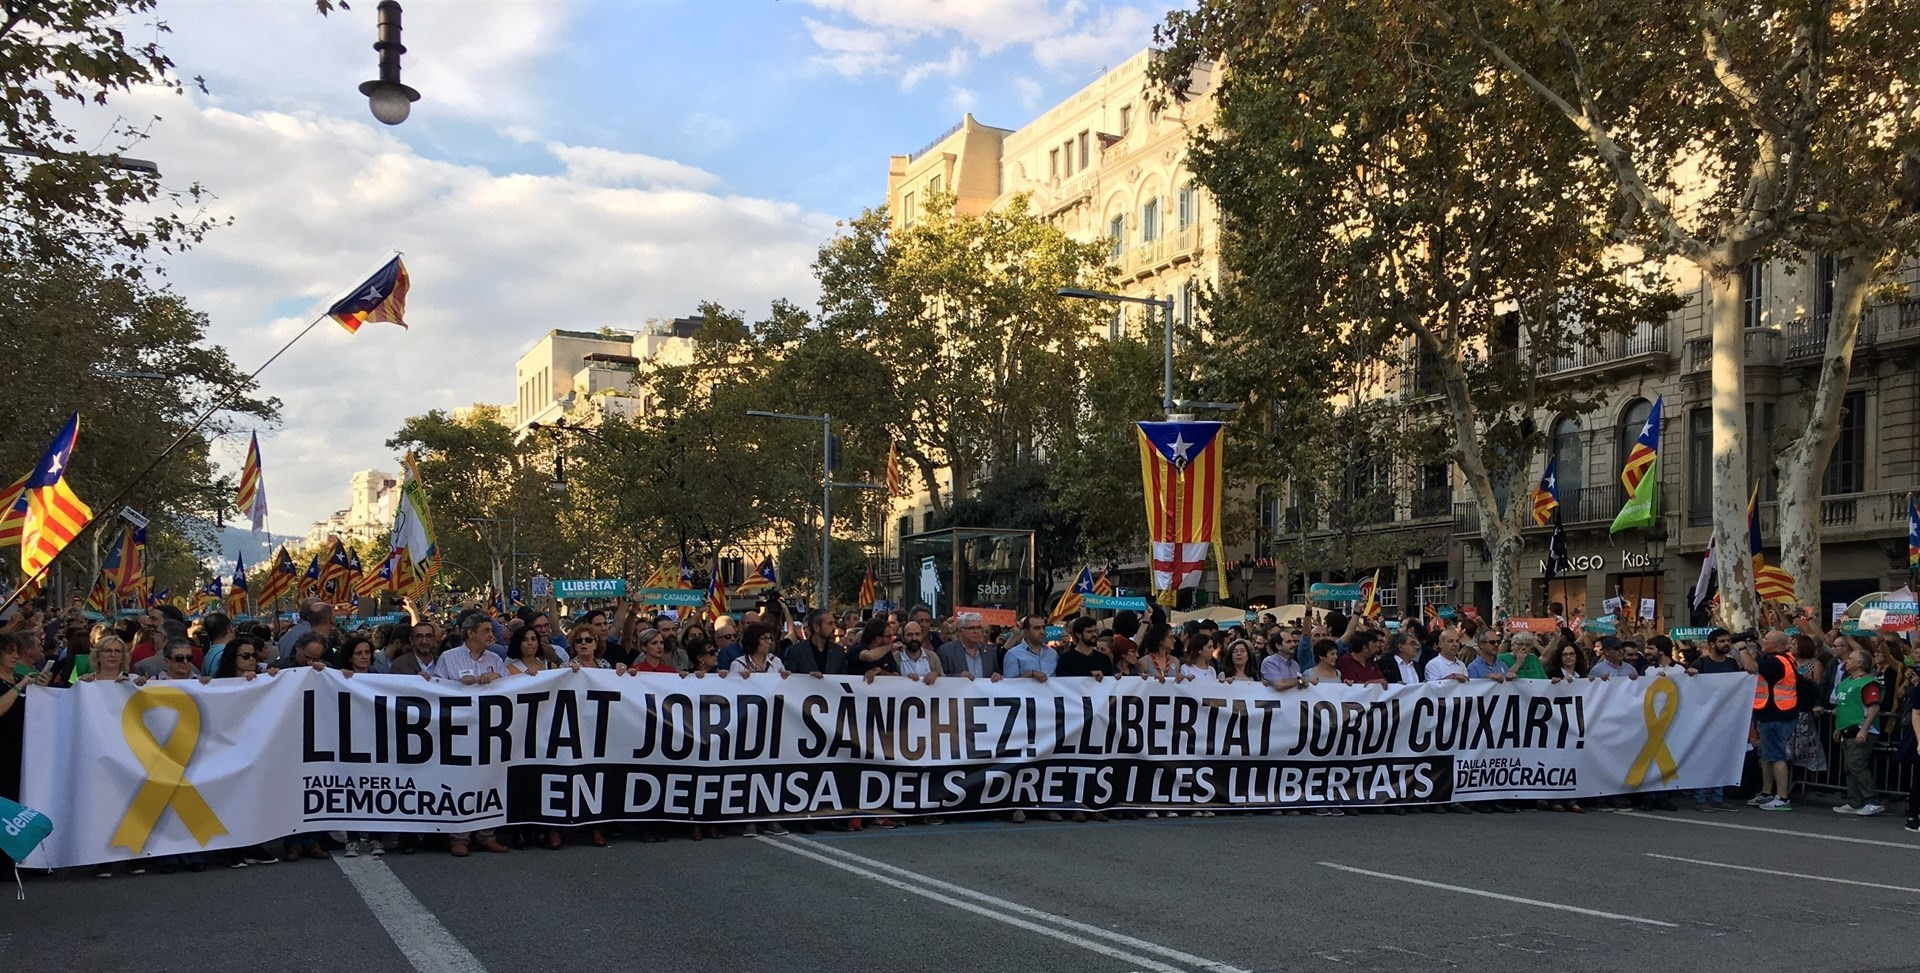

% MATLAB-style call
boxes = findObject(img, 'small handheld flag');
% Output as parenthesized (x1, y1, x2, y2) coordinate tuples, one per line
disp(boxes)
(1609, 396, 1662, 534)
(1092, 566, 1114, 597)
(327, 256, 410, 333)
(258, 546, 299, 605)
(0, 473, 26, 548)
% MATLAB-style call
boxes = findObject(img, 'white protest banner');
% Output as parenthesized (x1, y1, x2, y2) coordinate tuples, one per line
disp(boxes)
(21, 669, 1751, 868)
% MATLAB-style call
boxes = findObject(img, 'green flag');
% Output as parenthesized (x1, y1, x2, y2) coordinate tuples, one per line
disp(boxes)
(1609, 453, 1658, 533)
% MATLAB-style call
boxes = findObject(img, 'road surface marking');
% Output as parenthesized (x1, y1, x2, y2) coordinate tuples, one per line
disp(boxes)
(1619, 811, 1920, 850)
(336, 856, 489, 973)
(767, 836, 1251, 973)
(1645, 853, 1920, 893)
(1316, 862, 1677, 928)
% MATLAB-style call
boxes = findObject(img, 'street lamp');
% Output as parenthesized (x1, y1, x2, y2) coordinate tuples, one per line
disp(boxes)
(1645, 523, 1668, 621)
(1056, 286, 1240, 417)
(359, 1, 421, 125)
(1237, 560, 1254, 607)
(746, 411, 885, 606)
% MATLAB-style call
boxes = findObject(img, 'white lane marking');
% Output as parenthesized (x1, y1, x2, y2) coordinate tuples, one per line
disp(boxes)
(1645, 853, 1920, 893)
(766, 837, 1250, 973)
(336, 856, 489, 973)
(1316, 862, 1677, 928)
(1619, 810, 1920, 850)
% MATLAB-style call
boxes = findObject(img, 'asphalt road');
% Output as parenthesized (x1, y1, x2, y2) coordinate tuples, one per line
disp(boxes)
(5, 801, 1918, 973)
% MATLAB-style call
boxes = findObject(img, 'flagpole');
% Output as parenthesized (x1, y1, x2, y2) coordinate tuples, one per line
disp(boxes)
(0, 313, 334, 618)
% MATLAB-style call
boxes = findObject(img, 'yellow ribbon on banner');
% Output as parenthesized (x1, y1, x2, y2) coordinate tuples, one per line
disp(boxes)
(110, 687, 229, 854)
(1625, 676, 1681, 788)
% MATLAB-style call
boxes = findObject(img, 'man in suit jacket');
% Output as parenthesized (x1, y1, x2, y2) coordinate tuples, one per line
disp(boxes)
(936, 611, 1001, 681)
(1380, 631, 1425, 685)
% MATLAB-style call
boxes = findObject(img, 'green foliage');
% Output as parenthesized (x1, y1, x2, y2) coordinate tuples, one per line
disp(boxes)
(815, 196, 1116, 509)
(0, 260, 275, 589)
(0, 0, 219, 276)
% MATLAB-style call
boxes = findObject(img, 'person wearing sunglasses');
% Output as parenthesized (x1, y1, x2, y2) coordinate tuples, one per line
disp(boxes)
(566, 623, 621, 672)
(212, 636, 271, 680)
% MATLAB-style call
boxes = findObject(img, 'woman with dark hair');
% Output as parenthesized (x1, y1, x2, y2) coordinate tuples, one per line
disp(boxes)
(729, 622, 787, 677)
(212, 636, 270, 679)
(506, 625, 559, 675)
(1544, 640, 1589, 682)
(1220, 640, 1258, 682)
(1178, 633, 1217, 683)
(337, 635, 378, 676)
(1138, 623, 1177, 679)
(1308, 639, 1342, 685)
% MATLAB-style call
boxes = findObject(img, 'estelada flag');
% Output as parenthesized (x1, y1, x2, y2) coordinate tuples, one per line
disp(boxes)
(257, 546, 298, 604)
(107, 525, 145, 596)
(858, 564, 877, 609)
(886, 440, 903, 496)
(1531, 457, 1559, 526)
(226, 554, 249, 617)
(300, 555, 322, 598)
(1092, 566, 1114, 597)
(1135, 420, 1226, 597)
(0, 472, 26, 548)
(19, 413, 94, 578)
(328, 256, 410, 333)
(318, 536, 350, 596)
(678, 556, 694, 589)
(236, 432, 268, 533)
(737, 555, 777, 594)
(1050, 566, 1095, 623)
(356, 550, 395, 598)
(1907, 493, 1919, 573)
(705, 570, 729, 621)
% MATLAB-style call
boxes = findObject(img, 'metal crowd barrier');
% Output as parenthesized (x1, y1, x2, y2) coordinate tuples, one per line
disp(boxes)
(1784, 711, 1915, 801)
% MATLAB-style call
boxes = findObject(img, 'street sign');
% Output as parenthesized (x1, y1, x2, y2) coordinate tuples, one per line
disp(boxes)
(509, 587, 523, 604)
(554, 578, 627, 599)
(530, 574, 550, 599)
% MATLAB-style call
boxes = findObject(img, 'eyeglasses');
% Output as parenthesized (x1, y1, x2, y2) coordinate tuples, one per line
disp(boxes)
(236, 653, 257, 661)
(576, 637, 596, 645)
(169, 655, 193, 663)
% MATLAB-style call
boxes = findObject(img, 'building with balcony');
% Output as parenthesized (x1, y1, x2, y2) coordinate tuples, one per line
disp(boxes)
(513, 322, 698, 433)
(878, 50, 1223, 604)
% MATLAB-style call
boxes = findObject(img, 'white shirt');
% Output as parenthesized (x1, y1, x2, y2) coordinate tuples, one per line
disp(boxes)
(896, 649, 933, 679)
(1180, 664, 1217, 682)
(729, 654, 786, 676)
(431, 644, 512, 683)
(1395, 657, 1421, 685)
(1424, 655, 1467, 683)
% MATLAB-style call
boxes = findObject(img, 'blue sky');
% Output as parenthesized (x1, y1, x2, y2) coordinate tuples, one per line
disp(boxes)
(96, 0, 1177, 530)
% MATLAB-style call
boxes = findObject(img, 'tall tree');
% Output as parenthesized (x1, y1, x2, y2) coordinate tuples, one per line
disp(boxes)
(814, 196, 1114, 512)
(1439, 0, 1920, 627)
(1156, 0, 1677, 614)
(0, 0, 217, 276)
(387, 406, 559, 598)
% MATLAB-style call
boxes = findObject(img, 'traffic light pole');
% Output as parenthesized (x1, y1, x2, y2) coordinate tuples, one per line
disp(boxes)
(747, 410, 884, 610)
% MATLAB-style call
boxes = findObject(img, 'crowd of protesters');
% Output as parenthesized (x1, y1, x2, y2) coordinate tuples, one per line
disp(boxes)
(0, 588, 1914, 877)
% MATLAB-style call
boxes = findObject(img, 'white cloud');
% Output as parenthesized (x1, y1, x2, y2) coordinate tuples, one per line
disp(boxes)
(801, 0, 1170, 92)
(901, 47, 970, 90)
(1032, 5, 1160, 73)
(125, 94, 831, 530)
(803, 17, 901, 80)
(947, 86, 979, 115)
(150, 1, 570, 125)
(1014, 76, 1044, 111)
(547, 142, 721, 190)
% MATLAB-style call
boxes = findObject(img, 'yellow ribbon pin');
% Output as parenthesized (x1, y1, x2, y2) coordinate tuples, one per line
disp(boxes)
(111, 686, 229, 855)
(1625, 676, 1681, 789)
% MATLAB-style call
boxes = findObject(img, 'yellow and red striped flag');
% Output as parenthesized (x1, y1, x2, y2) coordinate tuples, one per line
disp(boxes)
(327, 256, 410, 333)
(1531, 457, 1559, 526)
(226, 553, 250, 617)
(19, 413, 94, 579)
(257, 546, 298, 605)
(236, 432, 268, 532)
(0, 472, 27, 548)
(1748, 487, 1798, 603)
(1137, 420, 1226, 599)
(858, 564, 877, 609)
(706, 569, 729, 621)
